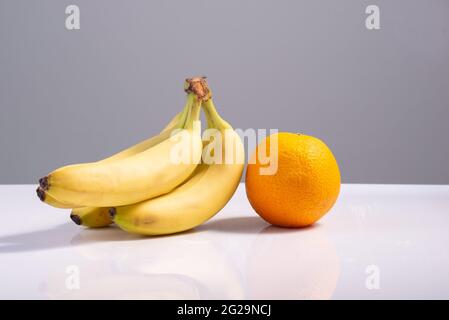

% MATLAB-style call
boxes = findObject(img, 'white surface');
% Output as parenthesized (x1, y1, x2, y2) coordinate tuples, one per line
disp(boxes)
(0, 183, 449, 299)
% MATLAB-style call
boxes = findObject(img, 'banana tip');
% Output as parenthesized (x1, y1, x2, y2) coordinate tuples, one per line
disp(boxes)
(108, 208, 117, 219)
(39, 176, 49, 190)
(70, 214, 82, 225)
(36, 187, 46, 202)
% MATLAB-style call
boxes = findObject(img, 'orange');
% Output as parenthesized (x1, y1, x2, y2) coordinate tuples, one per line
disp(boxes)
(245, 132, 340, 227)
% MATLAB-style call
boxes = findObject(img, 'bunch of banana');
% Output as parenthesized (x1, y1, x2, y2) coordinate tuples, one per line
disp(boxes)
(37, 77, 244, 235)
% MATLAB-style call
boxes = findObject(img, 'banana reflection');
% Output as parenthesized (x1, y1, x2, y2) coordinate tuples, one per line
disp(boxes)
(246, 224, 340, 299)
(41, 227, 244, 299)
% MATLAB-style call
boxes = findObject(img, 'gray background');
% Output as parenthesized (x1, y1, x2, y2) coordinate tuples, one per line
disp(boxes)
(1, 0, 448, 184)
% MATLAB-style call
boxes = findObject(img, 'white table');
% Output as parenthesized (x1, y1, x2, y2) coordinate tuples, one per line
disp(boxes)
(1, 183, 448, 299)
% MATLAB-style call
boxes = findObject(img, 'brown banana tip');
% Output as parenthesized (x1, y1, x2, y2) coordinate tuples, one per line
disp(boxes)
(39, 176, 49, 190)
(184, 76, 211, 101)
(108, 208, 117, 219)
(36, 187, 46, 202)
(70, 214, 82, 225)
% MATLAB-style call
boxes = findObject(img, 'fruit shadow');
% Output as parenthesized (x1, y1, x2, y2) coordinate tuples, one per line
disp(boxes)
(0, 222, 78, 253)
(258, 223, 321, 234)
(196, 216, 268, 234)
(0, 217, 320, 253)
(70, 225, 197, 246)
(199, 216, 319, 234)
(0, 222, 165, 253)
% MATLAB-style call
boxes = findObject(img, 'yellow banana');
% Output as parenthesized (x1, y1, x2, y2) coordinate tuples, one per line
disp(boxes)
(39, 90, 203, 207)
(111, 93, 244, 236)
(100, 107, 189, 163)
(36, 187, 81, 209)
(70, 207, 112, 228)
(37, 105, 189, 209)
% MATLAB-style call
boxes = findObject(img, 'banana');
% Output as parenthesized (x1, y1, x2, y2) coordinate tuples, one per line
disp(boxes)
(70, 207, 112, 228)
(36, 187, 81, 209)
(111, 89, 245, 236)
(37, 104, 189, 209)
(39, 88, 203, 207)
(99, 106, 189, 163)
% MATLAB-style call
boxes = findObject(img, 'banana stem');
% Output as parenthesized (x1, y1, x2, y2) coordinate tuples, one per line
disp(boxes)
(190, 98, 201, 121)
(177, 94, 195, 129)
(174, 101, 191, 129)
(182, 93, 202, 130)
(202, 99, 232, 130)
(203, 103, 214, 129)
(183, 77, 231, 130)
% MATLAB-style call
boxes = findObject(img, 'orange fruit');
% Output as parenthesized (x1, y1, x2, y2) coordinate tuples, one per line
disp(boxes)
(245, 132, 340, 227)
